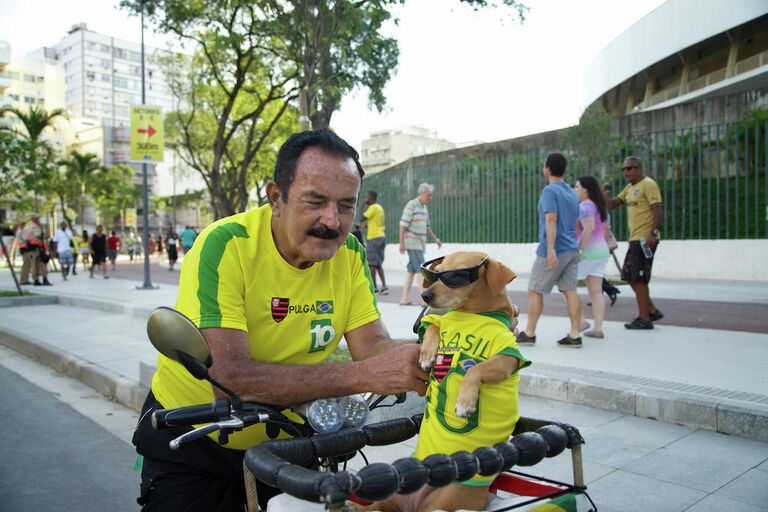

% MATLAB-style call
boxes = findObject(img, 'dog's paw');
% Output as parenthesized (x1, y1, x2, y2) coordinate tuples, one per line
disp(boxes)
(419, 354, 436, 371)
(455, 402, 477, 418)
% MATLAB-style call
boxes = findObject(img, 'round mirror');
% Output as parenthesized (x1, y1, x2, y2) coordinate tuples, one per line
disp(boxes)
(147, 306, 211, 366)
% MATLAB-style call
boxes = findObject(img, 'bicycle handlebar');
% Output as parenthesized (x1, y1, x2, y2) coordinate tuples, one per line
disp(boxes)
(152, 399, 232, 430)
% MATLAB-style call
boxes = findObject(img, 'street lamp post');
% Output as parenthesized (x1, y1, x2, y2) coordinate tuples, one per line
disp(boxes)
(138, 0, 154, 289)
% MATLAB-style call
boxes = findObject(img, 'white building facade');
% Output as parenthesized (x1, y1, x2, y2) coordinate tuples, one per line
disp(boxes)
(361, 125, 456, 175)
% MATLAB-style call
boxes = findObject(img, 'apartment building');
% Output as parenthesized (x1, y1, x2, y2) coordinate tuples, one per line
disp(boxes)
(360, 125, 456, 175)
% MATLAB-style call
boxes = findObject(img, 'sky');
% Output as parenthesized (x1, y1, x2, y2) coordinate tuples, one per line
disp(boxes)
(0, 0, 667, 150)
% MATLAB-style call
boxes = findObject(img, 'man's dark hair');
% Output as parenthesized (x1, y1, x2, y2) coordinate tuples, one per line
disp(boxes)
(367, 190, 378, 201)
(624, 156, 643, 168)
(545, 152, 567, 176)
(274, 128, 365, 200)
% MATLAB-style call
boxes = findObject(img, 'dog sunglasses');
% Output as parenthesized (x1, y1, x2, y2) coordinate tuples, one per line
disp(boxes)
(420, 256, 489, 288)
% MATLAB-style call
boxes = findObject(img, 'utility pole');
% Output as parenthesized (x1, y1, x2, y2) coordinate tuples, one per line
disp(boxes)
(138, 0, 155, 289)
(299, 88, 310, 132)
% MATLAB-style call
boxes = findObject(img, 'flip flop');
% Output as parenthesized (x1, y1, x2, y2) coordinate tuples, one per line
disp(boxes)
(399, 301, 414, 306)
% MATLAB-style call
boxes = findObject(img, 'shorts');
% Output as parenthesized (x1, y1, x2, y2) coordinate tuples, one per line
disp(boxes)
(406, 249, 425, 273)
(621, 240, 657, 283)
(528, 250, 580, 294)
(577, 256, 609, 280)
(92, 252, 107, 265)
(107, 250, 117, 261)
(365, 236, 386, 266)
(58, 250, 74, 266)
(79, 247, 90, 256)
(167, 245, 178, 262)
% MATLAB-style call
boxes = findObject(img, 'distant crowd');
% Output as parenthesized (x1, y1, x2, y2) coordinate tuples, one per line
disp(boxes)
(10, 219, 200, 285)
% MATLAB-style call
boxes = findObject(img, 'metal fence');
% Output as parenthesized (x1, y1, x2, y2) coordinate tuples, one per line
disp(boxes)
(361, 120, 768, 244)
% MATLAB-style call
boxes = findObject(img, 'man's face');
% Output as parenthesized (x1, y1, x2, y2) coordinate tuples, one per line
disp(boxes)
(418, 190, 433, 205)
(622, 160, 643, 184)
(270, 146, 361, 268)
(364, 192, 374, 205)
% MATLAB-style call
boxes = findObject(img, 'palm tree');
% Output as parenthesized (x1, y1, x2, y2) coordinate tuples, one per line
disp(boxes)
(59, 150, 106, 228)
(0, 105, 66, 142)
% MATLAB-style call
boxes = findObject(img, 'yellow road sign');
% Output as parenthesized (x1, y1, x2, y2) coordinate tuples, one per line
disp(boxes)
(125, 208, 137, 227)
(130, 106, 164, 161)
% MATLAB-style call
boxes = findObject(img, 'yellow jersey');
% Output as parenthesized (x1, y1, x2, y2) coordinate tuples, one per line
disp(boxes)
(151, 204, 380, 450)
(414, 310, 530, 485)
(617, 176, 662, 240)
(363, 203, 385, 240)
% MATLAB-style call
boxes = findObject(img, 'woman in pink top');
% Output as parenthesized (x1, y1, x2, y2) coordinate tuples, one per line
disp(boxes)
(575, 176, 610, 338)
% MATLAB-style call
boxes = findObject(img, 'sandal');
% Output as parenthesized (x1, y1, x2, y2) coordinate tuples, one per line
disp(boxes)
(579, 321, 590, 332)
(399, 301, 414, 306)
(584, 330, 604, 339)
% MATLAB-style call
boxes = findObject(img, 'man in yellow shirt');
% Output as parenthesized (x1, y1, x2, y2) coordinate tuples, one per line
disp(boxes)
(356, 190, 388, 295)
(608, 156, 664, 330)
(132, 129, 429, 511)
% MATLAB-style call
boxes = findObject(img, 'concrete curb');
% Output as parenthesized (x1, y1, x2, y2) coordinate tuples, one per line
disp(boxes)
(0, 325, 148, 412)
(0, 295, 58, 308)
(518, 371, 768, 443)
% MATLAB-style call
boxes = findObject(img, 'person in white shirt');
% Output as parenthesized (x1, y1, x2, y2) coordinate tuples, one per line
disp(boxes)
(53, 222, 75, 280)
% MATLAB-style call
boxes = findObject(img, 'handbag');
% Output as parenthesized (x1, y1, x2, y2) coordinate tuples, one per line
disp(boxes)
(39, 251, 51, 264)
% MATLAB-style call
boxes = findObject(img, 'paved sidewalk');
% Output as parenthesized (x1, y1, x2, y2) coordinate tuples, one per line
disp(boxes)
(0, 265, 767, 444)
(1, 265, 768, 511)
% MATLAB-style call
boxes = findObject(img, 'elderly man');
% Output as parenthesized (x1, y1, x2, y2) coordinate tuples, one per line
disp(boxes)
(17, 214, 51, 286)
(607, 156, 664, 330)
(132, 129, 429, 511)
(398, 182, 442, 305)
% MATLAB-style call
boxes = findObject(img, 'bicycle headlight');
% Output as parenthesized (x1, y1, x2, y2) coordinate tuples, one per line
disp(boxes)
(301, 394, 370, 433)
(305, 398, 344, 434)
(338, 394, 369, 428)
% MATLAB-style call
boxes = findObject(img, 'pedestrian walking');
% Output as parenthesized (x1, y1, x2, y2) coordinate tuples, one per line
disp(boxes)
(356, 190, 388, 294)
(16, 213, 52, 286)
(517, 153, 582, 348)
(398, 183, 441, 305)
(148, 234, 156, 256)
(53, 221, 75, 281)
(78, 230, 90, 272)
(89, 225, 109, 279)
(574, 176, 610, 339)
(607, 156, 664, 329)
(165, 228, 179, 271)
(179, 225, 197, 254)
(126, 231, 137, 261)
(107, 230, 121, 270)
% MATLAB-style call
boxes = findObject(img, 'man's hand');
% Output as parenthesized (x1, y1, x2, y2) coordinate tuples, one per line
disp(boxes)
(647, 234, 658, 250)
(435, 238, 442, 249)
(399, 242, 406, 254)
(360, 343, 429, 396)
(547, 251, 558, 269)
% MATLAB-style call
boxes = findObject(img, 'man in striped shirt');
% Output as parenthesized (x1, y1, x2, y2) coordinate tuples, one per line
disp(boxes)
(398, 182, 442, 305)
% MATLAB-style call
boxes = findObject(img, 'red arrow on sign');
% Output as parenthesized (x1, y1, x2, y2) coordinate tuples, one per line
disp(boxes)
(137, 124, 157, 138)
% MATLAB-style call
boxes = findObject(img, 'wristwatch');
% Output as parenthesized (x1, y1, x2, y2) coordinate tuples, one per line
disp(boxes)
(651, 229, 661, 238)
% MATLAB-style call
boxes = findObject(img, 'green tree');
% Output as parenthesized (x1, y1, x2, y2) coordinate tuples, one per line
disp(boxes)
(1, 106, 67, 211)
(563, 103, 618, 178)
(59, 150, 107, 228)
(90, 164, 141, 229)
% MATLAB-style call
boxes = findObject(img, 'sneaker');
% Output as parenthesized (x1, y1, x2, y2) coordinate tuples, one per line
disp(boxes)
(374, 287, 380, 294)
(42, 278, 52, 286)
(625, 318, 654, 330)
(33, 280, 42, 286)
(516, 332, 536, 346)
(557, 335, 582, 348)
(649, 309, 664, 322)
(379, 287, 389, 295)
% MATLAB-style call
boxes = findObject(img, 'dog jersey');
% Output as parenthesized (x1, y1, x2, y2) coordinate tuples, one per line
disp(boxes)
(415, 310, 530, 485)
(153, 204, 380, 450)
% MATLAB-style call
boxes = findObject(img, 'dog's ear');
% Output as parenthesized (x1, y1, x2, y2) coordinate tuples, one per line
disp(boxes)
(485, 259, 517, 293)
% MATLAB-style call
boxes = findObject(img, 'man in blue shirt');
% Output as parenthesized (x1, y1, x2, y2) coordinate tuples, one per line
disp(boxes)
(517, 153, 584, 348)
(179, 225, 197, 254)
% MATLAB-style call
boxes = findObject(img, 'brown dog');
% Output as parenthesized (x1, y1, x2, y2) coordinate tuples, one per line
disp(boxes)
(370, 252, 527, 512)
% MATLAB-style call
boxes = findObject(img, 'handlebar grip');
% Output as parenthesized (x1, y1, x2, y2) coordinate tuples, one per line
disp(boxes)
(152, 399, 231, 430)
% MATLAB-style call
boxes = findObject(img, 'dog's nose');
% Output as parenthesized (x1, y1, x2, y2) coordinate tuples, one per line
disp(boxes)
(421, 288, 434, 304)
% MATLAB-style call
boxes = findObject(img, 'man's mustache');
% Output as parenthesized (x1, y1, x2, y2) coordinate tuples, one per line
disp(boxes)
(307, 226, 341, 239)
